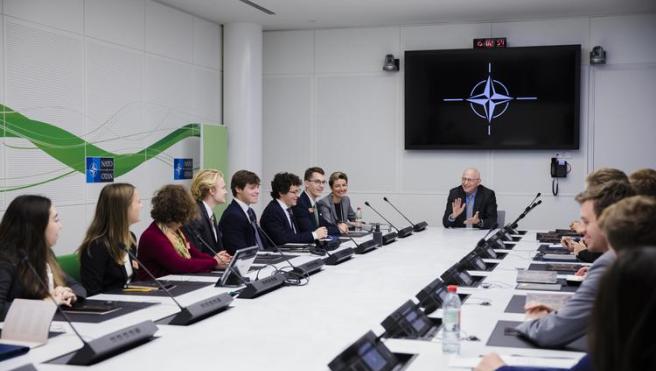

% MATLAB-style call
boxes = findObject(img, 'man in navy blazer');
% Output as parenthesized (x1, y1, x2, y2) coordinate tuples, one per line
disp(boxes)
(218, 170, 268, 254)
(293, 167, 340, 236)
(261, 172, 328, 246)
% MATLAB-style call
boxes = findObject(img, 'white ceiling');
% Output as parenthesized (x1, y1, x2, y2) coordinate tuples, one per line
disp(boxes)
(156, 0, 655, 30)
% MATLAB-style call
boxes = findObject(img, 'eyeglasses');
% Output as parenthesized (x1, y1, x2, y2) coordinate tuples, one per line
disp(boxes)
(309, 180, 327, 185)
(461, 177, 480, 183)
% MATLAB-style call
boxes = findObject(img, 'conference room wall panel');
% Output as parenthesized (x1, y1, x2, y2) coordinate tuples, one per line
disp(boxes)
(592, 67, 656, 171)
(4, 0, 83, 34)
(262, 76, 313, 183)
(314, 27, 400, 74)
(316, 75, 397, 194)
(401, 23, 493, 51)
(490, 17, 590, 51)
(86, 39, 144, 153)
(192, 17, 222, 70)
(263, 13, 656, 230)
(0, 2, 221, 254)
(84, 0, 145, 50)
(192, 67, 221, 122)
(590, 14, 656, 65)
(145, 0, 194, 64)
(263, 30, 314, 75)
(4, 19, 85, 208)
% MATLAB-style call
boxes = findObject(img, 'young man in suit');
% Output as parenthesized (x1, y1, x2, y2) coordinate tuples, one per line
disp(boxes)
(260, 172, 328, 246)
(442, 168, 497, 229)
(293, 167, 340, 236)
(515, 180, 636, 348)
(218, 170, 267, 254)
(184, 169, 233, 266)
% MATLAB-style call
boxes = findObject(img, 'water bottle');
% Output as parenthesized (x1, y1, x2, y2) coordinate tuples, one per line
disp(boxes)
(442, 285, 461, 354)
(373, 223, 383, 247)
(355, 207, 363, 231)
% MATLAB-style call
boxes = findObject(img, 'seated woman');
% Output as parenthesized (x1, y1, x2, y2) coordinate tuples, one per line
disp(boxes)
(0, 195, 87, 320)
(78, 183, 142, 295)
(317, 171, 356, 235)
(475, 246, 656, 371)
(137, 184, 222, 279)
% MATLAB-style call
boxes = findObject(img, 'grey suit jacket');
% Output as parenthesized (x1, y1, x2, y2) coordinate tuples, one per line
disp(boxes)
(515, 249, 616, 348)
(317, 193, 356, 225)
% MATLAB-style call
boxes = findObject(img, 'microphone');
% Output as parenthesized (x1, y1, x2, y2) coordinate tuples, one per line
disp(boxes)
(476, 223, 499, 248)
(22, 256, 157, 365)
(382, 196, 428, 232)
(364, 201, 411, 238)
(121, 246, 232, 326)
(506, 192, 541, 231)
(253, 222, 325, 278)
(191, 230, 251, 287)
(344, 233, 377, 255)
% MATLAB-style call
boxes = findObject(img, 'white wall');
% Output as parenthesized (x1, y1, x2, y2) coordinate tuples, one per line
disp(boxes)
(0, 0, 222, 254)
(262, 14, 656, 230)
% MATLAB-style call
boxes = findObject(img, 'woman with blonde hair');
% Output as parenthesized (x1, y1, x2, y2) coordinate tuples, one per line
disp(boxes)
(79, 183, 142, 295)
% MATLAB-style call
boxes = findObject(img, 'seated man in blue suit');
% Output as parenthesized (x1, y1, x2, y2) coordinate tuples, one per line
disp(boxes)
(218, 169, 268, 254)
(292, 167, 340, 236)
(260, 172, 328, 246)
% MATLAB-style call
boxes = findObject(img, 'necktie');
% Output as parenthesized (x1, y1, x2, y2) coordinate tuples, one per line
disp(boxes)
(210, 213, 218, 242)
(287, 208, 297, 233)
(247, 208, 265, 250)
(313, 206, 320, 227)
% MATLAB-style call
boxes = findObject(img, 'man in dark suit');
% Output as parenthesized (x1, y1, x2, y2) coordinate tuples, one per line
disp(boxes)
(442, 168, 498, 229)
(261, 172, 328, 246)
(184, 169, 232, 268)
(218, 170, 268, 254)
(293, 167, 340, 236)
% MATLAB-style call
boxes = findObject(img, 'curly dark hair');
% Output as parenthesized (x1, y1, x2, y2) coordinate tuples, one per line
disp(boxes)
(151, 184, 198, 224)
(270, 172, 301, 199)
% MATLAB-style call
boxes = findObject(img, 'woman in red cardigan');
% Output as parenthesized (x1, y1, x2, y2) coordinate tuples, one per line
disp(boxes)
(137, 184, 221, 279)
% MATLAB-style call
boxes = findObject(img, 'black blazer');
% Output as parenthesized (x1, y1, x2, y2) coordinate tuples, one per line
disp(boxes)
(184, 201, 224, 255)
(80, 237, 136, 296)
(219, 200, 268, 254)
(292, 192, 340, 236)
(442, 184, 498, 229)
(0, 258, 87, 321)
(261, 199, 315, 245)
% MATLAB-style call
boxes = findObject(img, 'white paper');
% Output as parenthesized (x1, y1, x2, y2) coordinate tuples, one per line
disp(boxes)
(0, 298, 57, 348)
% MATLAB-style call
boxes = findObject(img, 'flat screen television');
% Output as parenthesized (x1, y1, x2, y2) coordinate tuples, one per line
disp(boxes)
(404, 45, 580, 150)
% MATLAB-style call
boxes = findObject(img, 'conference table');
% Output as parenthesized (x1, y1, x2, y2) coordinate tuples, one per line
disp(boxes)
(1, 228, 586, 370)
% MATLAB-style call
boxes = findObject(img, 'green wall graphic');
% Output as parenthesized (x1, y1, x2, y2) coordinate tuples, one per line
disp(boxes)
(1, 104, 201, 192)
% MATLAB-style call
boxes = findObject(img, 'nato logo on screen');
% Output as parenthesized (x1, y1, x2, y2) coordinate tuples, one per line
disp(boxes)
(86, 157, 114, 183)
(174, 158, 193, 180)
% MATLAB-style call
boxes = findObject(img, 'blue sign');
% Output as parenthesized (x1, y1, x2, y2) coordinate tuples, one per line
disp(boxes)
(86, 157, 114, 183)
(174, 158, 193, 180)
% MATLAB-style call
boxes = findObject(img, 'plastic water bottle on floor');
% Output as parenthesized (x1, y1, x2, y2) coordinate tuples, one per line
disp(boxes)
(442, 285, 461, 354)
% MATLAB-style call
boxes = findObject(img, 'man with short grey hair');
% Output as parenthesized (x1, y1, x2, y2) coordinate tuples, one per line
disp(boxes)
(442, 168, 497, 229)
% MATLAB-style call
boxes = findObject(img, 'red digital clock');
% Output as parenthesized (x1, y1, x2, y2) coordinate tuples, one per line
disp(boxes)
(473, 38, 507, 49)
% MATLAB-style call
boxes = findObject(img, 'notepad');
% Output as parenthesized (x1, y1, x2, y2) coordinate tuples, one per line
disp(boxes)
(61, 301, 120, 315)
(516, 270, 558, 284)
(542, 254, 578, 261)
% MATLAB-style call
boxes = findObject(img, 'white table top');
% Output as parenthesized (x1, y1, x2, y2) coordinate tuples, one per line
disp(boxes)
(1, 228, 585, 370)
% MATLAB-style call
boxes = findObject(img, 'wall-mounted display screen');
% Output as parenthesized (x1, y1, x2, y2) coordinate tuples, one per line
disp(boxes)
(404, 45, 580, 149)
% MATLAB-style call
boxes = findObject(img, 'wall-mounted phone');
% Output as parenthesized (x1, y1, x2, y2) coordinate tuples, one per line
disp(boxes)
(551, 157, 571, 196)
